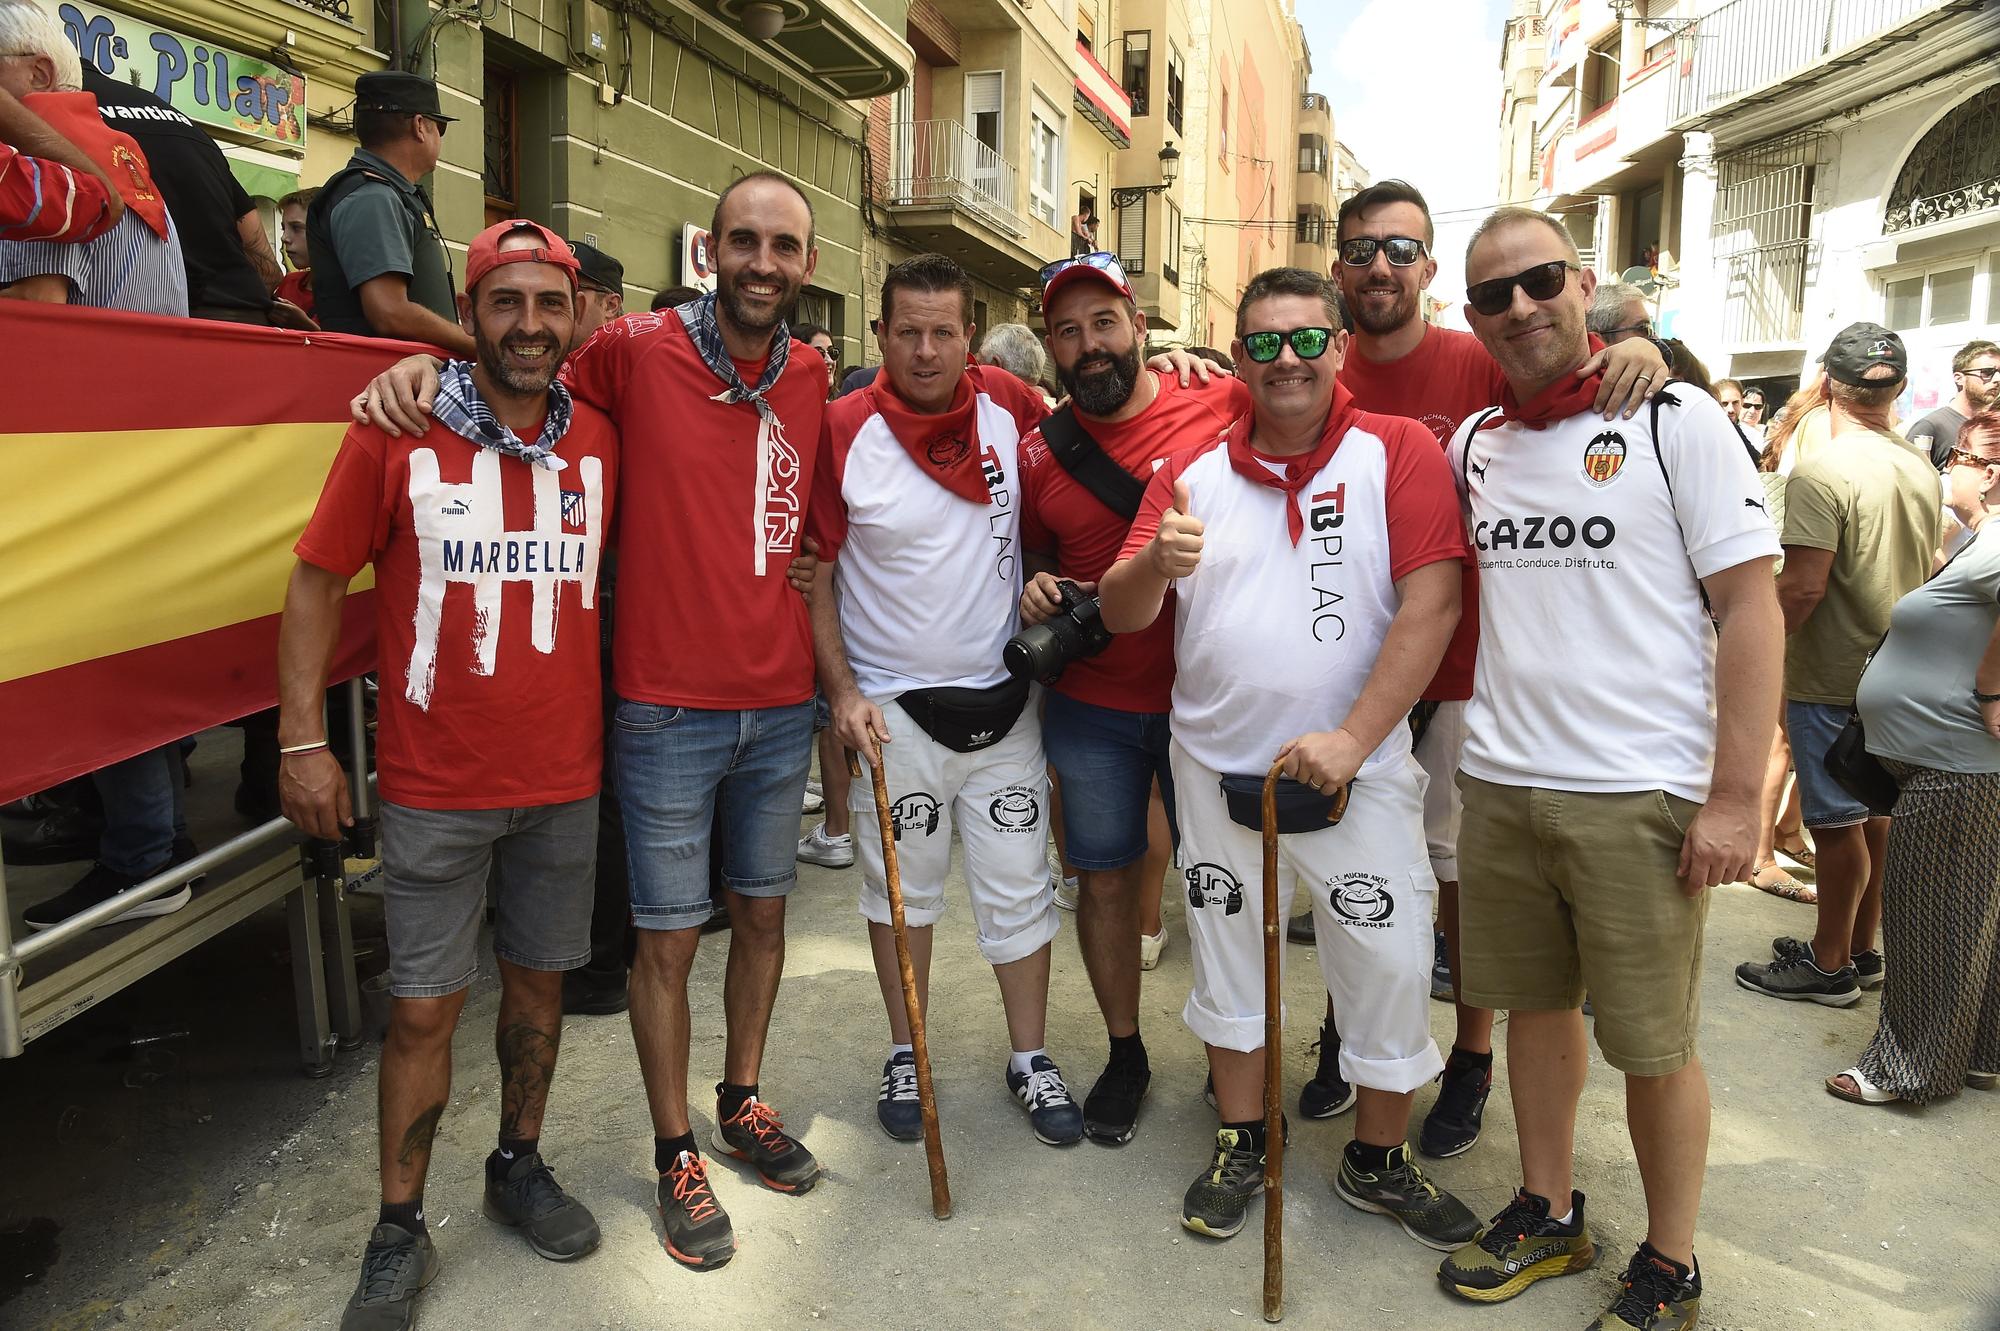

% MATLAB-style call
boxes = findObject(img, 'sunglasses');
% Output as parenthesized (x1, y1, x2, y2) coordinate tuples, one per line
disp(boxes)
(1040, 250, 1129, 287)
(1339, 236, 1427, 267)
(1466, 260, 1579, 317)
(1949, 447, 2000, 469)
(1242, 326, 1334, 363)
(1964, 367, 2000, 383)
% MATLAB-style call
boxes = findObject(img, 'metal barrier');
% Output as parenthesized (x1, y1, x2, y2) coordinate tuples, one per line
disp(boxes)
(0, 678, 372, 1074)
(884, 117, 1029, 239)
(1670, 0, 1955, 124)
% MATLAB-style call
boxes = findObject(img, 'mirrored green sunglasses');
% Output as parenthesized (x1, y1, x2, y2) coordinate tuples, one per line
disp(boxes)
(1242, 326, 1333, 363)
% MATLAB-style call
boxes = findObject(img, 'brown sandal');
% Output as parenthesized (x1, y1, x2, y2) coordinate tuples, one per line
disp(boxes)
(1776, 837, 1816, 870)
(1750, 860, 1816, 904)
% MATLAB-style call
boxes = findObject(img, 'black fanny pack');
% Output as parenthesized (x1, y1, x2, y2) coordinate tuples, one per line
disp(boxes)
(897, 678, 1032, 753)
(1219, 775, 1347, 834)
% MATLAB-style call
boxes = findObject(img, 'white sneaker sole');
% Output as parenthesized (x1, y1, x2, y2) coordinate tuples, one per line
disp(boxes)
(25, 884, 191, 933)
(1734, 972, 1862, 1007)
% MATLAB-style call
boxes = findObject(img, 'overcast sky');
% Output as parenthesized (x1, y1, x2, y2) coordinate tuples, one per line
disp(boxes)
(1297, 0, 1512, 312)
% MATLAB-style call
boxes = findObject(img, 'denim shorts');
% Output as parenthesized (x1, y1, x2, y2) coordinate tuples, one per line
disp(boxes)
(379, 797, 598, 998)
(613, 698, 815, 929)
(1787, 699, 1872, 830)
(1041, 689, 1178, 871)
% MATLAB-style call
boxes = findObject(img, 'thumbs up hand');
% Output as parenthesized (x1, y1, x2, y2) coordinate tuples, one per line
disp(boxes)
(1149, 477, 1205, 580)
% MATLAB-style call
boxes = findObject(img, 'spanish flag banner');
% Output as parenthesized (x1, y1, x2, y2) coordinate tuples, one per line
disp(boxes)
(0, 303, 421, 805)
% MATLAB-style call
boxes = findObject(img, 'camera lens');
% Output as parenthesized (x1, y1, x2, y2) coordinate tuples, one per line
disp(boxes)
(1004, 622, 1068, 683)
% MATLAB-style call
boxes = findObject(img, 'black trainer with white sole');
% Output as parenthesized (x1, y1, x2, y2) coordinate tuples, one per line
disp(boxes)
(1735, 952, 1861, 1006)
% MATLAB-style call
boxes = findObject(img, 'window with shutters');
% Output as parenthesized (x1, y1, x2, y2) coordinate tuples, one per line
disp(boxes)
(1030, 93, 1064, 231)
(1122, 32, 1150, 116)
(1166, 45, 1185, 135)
(483, 64, 518, 227)
(1162, 197, 1181, 286)
(1119, 195, 1147, 274)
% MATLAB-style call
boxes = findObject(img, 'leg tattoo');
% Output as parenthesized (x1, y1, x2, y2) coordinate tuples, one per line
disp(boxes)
(497, 1021, 561, 1143)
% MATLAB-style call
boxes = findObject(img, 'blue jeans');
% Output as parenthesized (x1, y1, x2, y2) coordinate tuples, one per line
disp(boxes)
(1788, 700, 1872, 830)
(92, 744, 187, 877)
(1041, 690, 1177, 871)
(613, 699, 815, 929)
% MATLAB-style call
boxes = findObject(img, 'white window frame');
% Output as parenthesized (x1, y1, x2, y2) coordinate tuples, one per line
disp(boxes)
(1880, 247, 1996, 333)
(1030, 91, 1065, 232)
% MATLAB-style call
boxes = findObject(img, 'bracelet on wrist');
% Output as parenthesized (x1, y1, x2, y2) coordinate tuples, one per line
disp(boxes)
(1975, 690, 2000, 704)
(279, 741, 329, 755)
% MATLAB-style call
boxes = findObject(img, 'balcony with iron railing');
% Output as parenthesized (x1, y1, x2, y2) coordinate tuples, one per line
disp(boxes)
(1301, 92, 1330, 113)
(1669, 0, 1966, 126)
(884, 119, 1027, 239)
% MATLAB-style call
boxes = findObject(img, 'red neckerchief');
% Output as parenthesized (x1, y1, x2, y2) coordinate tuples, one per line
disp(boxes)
(1227, 380, 1362, 546)
(24, 92, 170, 240)
(1491, 334, 1608, 431)
(868, 370, 990, 505)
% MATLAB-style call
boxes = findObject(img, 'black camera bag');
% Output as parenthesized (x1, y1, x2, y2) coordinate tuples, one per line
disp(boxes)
(897, 677, 1032, 753)
(1040, 406, 1147, 519)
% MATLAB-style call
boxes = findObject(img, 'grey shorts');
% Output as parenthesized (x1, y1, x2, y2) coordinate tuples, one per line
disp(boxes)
(380, 797, 599, 998)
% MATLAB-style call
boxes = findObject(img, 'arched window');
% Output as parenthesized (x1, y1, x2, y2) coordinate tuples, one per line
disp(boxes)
(1883, 84, 2000, 235)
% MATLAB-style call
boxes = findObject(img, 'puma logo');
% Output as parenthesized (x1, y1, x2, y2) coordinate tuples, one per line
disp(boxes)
(1744, 497, 1766, 512)
(1467, 459, 1488, 482)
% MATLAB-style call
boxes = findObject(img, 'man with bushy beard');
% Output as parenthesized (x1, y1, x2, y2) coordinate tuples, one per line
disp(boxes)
(281, 221, 614, 1331)
(1016, 253, 1249, 1146)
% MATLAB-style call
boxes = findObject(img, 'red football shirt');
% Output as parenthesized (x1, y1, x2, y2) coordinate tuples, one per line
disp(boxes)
(1338, 324, 1505, 701)
(296, 404, 618, 809)
(275, 268, 313, 318)
(562, 312, 829, 708)
(1020, 370, 1249, 712)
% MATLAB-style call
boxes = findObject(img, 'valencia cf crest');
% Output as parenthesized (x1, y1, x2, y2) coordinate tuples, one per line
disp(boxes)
(1582, 432, 1626, 487)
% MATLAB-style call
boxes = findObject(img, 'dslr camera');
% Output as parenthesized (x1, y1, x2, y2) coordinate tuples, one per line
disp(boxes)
(1004, 578, 1114, 684)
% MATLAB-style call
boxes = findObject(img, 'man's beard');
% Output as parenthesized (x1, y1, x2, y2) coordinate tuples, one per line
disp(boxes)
(1060, 340, 1144, 416)
(1350, 284, 1417, 336)
(718, 269, 800, 334)
(476, 326, 562, 397)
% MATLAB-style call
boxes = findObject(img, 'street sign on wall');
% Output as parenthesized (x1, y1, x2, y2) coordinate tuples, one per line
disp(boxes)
(681, 223, 717, 292)
(56, 0, 306, 150)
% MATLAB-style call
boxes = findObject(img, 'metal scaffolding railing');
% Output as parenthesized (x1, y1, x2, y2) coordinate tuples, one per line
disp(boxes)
(1670, 0, 1951, 123)
(884, 118, 1027, 240)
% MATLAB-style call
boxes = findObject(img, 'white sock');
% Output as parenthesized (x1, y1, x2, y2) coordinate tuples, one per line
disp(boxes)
(1552, 1205, 1574, 1226)
(890, 1043, 913, 1058)
(1009, 1047, 1046, 1076)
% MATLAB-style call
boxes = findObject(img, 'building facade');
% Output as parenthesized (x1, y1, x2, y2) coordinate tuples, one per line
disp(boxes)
(1294, 89, 1332, 276)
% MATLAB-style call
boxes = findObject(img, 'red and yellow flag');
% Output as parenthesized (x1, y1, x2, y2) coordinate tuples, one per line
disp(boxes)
(0, 303, 427, 804)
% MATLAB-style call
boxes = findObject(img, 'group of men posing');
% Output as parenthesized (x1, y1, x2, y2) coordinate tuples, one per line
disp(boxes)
(282, 167, 1784, 1331)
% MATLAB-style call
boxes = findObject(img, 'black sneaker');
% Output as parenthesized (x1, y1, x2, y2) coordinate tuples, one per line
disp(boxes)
(1299, 1020, 1357, 1119)
(23, 858, 193, 932)
(1181, 1127, 1265, 1239)
(877, 1052, 921, 1141)
(1430, 930, 1455, 1002)
(340, 1223, 438, 1331)
(1438, 1188, 1596, 1304)
(1334, 1141, 1481, 1251)
(1773, 935, 1886, 990)
(1287, 912, 1316, 943)
(712, 1096, 821, 1193)
(1735, 952, 1861, 1007)
(1420, 1052, 1493, 1158)
(1007, 1055, 1084, 1145)
(656, 1151, 734, 1270)
(482, 1150, 600, 1260)
(1082, 1057, 1151, 1145)
(1587, 1244, 1701, 1329)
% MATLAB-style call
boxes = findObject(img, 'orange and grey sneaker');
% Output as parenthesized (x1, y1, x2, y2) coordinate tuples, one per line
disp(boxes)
(713, 1095, 823, 1194)
(1587, 1243, 1701, 1329)
(1438, 1188, 1596, 1303)
(657, 1151, 735, 1271)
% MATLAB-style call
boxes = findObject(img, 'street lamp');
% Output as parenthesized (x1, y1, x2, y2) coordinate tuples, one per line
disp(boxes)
(1111, 144, 1180, 208)
(1606, 0, 1695, 33)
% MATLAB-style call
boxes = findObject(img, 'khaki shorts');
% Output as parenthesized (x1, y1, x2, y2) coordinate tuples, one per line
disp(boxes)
(1456, 776, 1708, 1076)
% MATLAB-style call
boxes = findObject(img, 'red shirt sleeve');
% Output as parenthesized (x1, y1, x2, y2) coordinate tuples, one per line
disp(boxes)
(1117, 451, 1190, 563)
(295, 426, 393, 578)
(803, 412, 851, 564)
(1019, 430, 1054, 555)
(559, 309, 645, 414)
(0, 144, 115, 243)
(1380, 418, 1469, 582)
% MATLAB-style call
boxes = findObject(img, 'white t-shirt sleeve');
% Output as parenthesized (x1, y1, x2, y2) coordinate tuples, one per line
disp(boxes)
(1659, 391, 1783, 580)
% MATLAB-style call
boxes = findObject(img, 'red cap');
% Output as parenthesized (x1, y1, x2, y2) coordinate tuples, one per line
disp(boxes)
(465, 219, 581, 293)
(1041, 252, 1136, 316)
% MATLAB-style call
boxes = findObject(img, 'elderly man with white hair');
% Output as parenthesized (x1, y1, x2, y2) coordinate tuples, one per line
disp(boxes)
(1585, 279, 1652, 346)
(980, 322, 1054, 404)
(0, 0, 184, 314)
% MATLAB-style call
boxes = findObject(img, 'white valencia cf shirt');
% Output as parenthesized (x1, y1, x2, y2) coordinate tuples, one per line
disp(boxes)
(1120, 398, 1468, 776)
(1448, 385, 1781, 802)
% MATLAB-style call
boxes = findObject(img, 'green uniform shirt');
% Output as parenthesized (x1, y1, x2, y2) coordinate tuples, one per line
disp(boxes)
(310, 148, 455, 335)
(1782, 424, 1943, 705)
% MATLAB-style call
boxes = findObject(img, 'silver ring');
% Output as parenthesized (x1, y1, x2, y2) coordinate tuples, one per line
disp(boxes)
(1309, 780, 1323, 791)
(1636, 373, 1653, 382)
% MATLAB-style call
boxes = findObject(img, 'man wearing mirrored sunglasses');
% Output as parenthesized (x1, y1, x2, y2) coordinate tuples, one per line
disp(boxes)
(1101, 266, 1481, 1254)
(1327, 180, 1671, 1163)
(1438, 207, 1783, 1331)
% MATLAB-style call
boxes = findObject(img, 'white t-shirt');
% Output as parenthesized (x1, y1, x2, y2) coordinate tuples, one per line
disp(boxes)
(1120, 403, 1468, 775)
(1447, 384, 1781, 801)
(810, 366, 1048, 700)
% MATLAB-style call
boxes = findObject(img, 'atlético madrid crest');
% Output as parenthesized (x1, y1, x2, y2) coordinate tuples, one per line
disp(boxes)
(1583, 431, 1627, 486)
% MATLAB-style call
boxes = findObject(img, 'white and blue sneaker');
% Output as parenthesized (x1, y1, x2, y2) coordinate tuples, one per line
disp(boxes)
(1007, 1055, 1083, 1145)
(877, 1052, 922, 1141)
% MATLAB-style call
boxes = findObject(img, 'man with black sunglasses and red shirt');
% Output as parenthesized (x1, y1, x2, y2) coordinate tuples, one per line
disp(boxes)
(1436, 208, 1781, 1330)
(1309, 180, 1669, 1162)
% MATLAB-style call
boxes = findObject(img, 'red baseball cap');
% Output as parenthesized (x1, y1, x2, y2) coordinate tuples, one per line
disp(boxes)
(1040, 251, 1136, 315)
(465, 219, 581, 293)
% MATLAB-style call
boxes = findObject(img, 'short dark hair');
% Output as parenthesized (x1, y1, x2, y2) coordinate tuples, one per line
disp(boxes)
(879, 253, 974, 327)
(793, 322, 829, 343)
(1830, 374, 1901, 410)
(710, 170, 816, 251)
(1956, 340, 2000, 373)
(652, 285, 702, 311)
(278, 186, 317, 213)
(1236, 267, 1349, 342)
(1336, 179, 1434, 248)
(1188, 345, 1235, 373)
(354, 106, 417, 152)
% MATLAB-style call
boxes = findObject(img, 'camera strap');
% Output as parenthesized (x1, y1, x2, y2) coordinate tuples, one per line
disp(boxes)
(1040, 405, 1147, 521)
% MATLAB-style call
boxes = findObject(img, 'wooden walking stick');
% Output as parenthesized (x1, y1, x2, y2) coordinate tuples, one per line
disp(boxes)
(1261, 759, 1352, 1324)
(852, 748, 952, 1219)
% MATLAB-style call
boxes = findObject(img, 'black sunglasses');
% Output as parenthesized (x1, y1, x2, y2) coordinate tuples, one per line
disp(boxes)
(1466, 260, 1579, 317)
(1242, 326, 1334, 364)
(1339, 236, 1427, 268)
